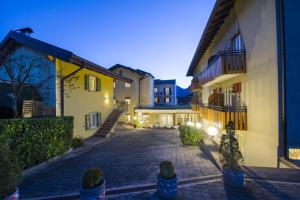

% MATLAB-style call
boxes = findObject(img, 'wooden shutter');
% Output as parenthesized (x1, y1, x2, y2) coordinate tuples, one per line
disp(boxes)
(84, 75, 89, 91)
(85, 114, 90, 130)
(97, 112, 102, 127)
(96, 78, 101, 92)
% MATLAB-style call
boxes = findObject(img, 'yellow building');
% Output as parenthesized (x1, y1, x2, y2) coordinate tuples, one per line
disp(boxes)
(0, 29, 131, 138)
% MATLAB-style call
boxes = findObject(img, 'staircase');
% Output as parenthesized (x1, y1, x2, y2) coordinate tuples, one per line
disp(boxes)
(96, 101, 127, 138)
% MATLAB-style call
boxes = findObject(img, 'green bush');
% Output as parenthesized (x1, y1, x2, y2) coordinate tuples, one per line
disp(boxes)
(0, 117, 73, 169)
(72, 136, 84, 149)
(159, 160, 175, 179)
(0, 138, 22, 199)
(179, 125, 204, 146)
(82, 167, 103, 189)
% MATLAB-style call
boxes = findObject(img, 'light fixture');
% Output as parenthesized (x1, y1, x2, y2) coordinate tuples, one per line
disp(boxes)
(187, 121, 194, 126)
(104, 95, 109, 104)
(133, 116, 137, 120)
(196, 122, 202, 129)
(208, 126, 218, 137)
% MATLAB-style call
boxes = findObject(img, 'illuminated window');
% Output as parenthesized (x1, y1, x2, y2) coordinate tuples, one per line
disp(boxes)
(165, 97, 170, 103)
(289, 148, 300, 160)
(125, 97, 131, 105)
(154, 97, 158, 103)
(85, 75, 101, 92)
(139, 114, 149, 122)
(113, 82, 116, 88)
(113, 97, 116, 105)
(85, 112, 101, 130)
(165, 87, 170, 95)
(125, 83, 131, 88)
(126, 114, 131, 122)
(154, 87, 158, 93)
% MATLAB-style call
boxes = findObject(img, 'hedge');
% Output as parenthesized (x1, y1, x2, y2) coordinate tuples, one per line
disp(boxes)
(179, 125, 204, 146)
(0, 117, 73, 169)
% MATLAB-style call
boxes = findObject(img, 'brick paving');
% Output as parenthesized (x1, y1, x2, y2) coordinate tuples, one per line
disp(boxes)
(20, 129, 219, 199)
(108, 179, 300, 200)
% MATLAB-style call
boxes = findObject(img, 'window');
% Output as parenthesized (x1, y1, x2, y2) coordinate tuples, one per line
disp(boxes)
(289, 148, 300, 160)
(154, 97, 158, 103)
(154, 87, 158, 93)
(85, 112, 101, 130)
(139, 114, 149, 122)
(125, 83, 131, 88)
(125, 97, 131, 105)
(126, 114, 131, 122)
(231, 33, 244, 51)
(165, 87, 170, 95)
(113, 97, 116, 105)
(113, 82, 116, 88)
(118, 69, 123, 76)
(165, 97, 170, 103)
(85, 75, 101, 92)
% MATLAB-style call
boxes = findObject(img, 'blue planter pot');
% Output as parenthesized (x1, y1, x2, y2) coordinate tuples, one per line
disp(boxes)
(222, 167, 244, 188)
(157, 175, 177, 200)
(80, 179, 105, 200)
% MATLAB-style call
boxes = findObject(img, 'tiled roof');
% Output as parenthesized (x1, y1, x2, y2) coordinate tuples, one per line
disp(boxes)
(109, 64, 154, 78)
(154, 79, 176, 85)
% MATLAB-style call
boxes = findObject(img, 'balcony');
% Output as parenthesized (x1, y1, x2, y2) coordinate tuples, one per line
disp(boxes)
(190, 78, 202, 91)
(192, 103, 247, 131)
(197, 50, 246, 86)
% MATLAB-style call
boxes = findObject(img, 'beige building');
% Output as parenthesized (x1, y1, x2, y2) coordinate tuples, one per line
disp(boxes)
(187, 0, 280, 167)
(109, 64, 154, 124)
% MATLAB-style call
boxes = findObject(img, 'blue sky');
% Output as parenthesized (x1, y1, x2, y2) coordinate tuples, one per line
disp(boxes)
(0, 0, 215, 88)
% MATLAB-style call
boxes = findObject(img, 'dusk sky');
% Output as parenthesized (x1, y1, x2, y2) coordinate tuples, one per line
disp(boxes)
(0, 0, 215, 88)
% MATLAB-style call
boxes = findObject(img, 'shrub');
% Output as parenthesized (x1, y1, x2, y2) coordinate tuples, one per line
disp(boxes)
(72, 136, 84, 149)
(219, 121, 244, 171)
(0, 117, 73, 169)
(179, 125, 204, 146)
(0, 138, 22, 199)
(159, 160, 175, 179)
(82, 167, 103, 189)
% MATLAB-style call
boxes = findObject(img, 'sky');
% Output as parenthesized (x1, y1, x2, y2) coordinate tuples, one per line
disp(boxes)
(0, 0, 215, 88)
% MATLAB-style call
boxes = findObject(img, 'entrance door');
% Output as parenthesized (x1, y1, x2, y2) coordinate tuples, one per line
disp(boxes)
(160, 114, 173, 128)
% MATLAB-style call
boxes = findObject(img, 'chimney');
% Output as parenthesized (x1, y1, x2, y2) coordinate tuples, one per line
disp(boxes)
(16, 27, 33, 36)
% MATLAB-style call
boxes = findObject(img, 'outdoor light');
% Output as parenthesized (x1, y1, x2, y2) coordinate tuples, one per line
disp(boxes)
(196, 122, 202, 129)
(104, 96, 109, 104)
(208, 126, 218, 137)
(187, 121, 194, 126)
(133, 116, 137, 120)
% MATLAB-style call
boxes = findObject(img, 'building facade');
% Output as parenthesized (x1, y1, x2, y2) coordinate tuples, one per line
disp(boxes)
(187, 0, 300, 167)
(0, 30, 131, 138)
(154, 79, 177, 106)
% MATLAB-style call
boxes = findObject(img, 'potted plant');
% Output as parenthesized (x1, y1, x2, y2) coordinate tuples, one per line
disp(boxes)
(219, 121, 244, 188)
(80, 167, 105, 200)
(156, 161, 177, 199)
(0, 139, 22, 200)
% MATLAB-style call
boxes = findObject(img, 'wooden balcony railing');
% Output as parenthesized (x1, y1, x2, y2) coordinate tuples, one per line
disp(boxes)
(197, 50, 246, 86)
(192, 104, 247, 131)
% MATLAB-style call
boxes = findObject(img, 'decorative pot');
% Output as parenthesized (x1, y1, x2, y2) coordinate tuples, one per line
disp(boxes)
(222, 166, 244, 188)
(157, 175, 177, 200)
(80, 179, 105, 200)
(4, 187, 19, 200)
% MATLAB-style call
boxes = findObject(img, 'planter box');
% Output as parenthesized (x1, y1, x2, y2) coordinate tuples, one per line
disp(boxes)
(222, 167, 244, 188)
(157, 175, 177, 200)
(80, 179, 105, 200)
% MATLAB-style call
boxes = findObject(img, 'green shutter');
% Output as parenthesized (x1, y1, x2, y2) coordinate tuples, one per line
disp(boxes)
(84, 75, 89, 91)
(96, 78, 101, 92)
(97, 112, 102, 127)
(85, 114, 90, 130)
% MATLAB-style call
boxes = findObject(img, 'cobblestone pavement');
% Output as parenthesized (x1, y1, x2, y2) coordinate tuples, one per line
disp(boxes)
(108, 179, 300, 200)
(20, 129, 220, 199)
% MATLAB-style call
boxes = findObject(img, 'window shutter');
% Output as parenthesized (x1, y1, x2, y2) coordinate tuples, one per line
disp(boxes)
(169, 87, 172, 95)
(85, 114, 90, 130)
(96, 78, 101, 92)
(97, 112, 102, 127)
(85, 75, 89, 91)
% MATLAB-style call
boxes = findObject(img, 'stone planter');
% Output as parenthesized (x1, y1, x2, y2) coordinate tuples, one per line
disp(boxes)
(4, 187, 19, 200)
(80, 179, 105, 200)
(222, 166, 244, 188)
(157, 174, 177, 200)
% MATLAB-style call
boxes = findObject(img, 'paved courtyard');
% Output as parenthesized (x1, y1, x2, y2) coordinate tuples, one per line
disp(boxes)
(20, 128, 220, 199)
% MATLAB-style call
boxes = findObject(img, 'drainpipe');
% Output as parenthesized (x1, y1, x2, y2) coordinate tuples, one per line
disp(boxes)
(60, 66, 84, 117)
(276, 0, 287, 161)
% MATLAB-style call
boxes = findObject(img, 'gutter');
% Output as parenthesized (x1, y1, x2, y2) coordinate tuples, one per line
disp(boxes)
(276, 0, 287, 161)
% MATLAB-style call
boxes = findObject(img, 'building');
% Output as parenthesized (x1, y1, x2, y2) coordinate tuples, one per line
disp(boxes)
(154, 79, 177, 106)
(0, 29, 131, 138)
(109, 64, 154, 125)
(187, 0, 300, 167)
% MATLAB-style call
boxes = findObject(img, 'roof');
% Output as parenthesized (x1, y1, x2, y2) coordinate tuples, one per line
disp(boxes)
(186, 0, 236, 76)
(154, 79, 176, 85)
(0, 31, 132, 83)
(109, 64, 154, 78)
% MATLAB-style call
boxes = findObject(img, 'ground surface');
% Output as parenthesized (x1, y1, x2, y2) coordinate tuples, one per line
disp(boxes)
(20, 129, 219, 199)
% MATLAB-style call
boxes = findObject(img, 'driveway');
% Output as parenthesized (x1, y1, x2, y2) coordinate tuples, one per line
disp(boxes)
(20, 128, 220, 199)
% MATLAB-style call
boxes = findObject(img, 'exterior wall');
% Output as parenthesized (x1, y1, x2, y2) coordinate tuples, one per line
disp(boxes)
(194, 0, 279, 167)
(0, 46, 56, 108)
(140, 75, 154, 107)
(55, 59, 114, 138)
(154, 83, 177, 106)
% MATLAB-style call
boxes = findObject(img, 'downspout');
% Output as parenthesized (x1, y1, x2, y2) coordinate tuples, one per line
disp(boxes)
(276, 0, 287, 161)
(60, 66, 84, 117)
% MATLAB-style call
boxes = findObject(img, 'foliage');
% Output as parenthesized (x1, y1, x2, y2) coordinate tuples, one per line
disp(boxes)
(71, 136, 84, 149)
(82, 167, 103, 189)
(0, 117, 73, 169)
(219, 121, 244, 171)
(0, 138, 22, 199)
(159, 160, 175, 179)
(179, 125, 204, 146)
